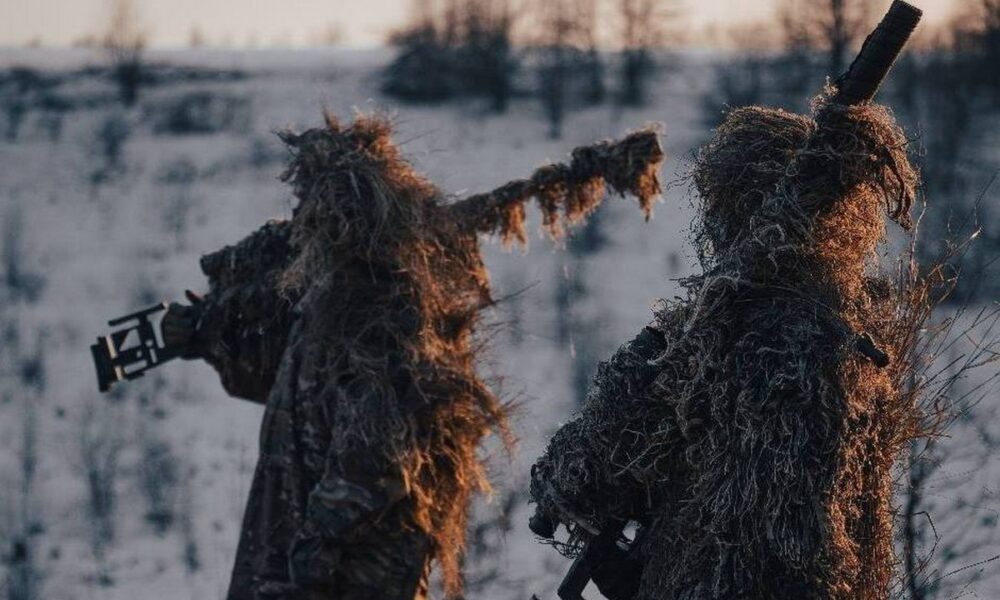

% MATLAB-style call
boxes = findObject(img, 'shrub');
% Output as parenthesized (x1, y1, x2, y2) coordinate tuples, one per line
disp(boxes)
(148, 92, 251, 135)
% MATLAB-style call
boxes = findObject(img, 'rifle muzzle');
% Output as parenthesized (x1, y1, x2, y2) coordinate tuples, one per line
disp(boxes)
(833, 0, 923, 106)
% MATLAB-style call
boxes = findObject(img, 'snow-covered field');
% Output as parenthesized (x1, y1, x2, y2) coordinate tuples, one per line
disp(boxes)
(0, 47, 998, 599)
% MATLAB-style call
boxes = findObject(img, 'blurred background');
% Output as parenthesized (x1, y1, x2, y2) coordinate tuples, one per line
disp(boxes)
(1, 1, 999, 598)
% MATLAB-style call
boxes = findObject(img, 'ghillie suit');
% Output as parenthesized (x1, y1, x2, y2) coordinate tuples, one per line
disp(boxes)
(180, 114, 663, 600)
(530, 91, 936, 599)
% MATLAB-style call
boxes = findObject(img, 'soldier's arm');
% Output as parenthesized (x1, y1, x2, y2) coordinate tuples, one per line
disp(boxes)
(195, 284, 296, 404)
(164, 221, 300, 404)
(530, 323, 669, 529)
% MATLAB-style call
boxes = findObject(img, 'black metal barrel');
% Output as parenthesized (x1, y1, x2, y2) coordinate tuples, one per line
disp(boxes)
(833, 0, 923, 106)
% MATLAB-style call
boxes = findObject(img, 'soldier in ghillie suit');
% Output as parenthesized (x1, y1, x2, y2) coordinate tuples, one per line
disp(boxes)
(529, 5, 935, 599)
(162, 114, 664, 599)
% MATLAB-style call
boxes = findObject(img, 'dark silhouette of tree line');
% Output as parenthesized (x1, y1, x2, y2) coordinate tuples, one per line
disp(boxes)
(382, 0, 678, 138)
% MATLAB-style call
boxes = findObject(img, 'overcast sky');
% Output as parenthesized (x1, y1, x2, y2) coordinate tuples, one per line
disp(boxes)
(1, 0, 961, 48)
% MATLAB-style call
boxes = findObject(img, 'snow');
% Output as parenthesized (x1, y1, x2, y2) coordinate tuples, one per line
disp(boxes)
(0, 47, 997, 599)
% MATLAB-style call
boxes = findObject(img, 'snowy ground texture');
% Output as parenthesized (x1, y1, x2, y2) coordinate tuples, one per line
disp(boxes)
(0, 47, 998, 600)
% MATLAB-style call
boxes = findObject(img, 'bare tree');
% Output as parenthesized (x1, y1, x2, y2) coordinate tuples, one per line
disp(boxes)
(553, 210, 610, 406)
(532, 0, 617, 136)
(960, 0, 1000, 91)
(176, 468, 201, 574)
(383, 0, 518, 111)
(460, 490, 523, 595)
(618, 0, 677, 106)
(3, 206, 44, 303)
(311, 23, 345, 46)
(76, 400, 126, 587)
(4, 395, 42, 600)
(535, 0, 578, 138)
(0, 257, 47, 600)
(138, 428, 179, 534)
(778, 0, 872, 78)
(701, 23, 779, 125)
(188, 26, 206, 48)
(579, 0, 606, 106)
(987, 0, 1000, 61)
(103, 0, 146, 106)
(459, 0, 518, 112)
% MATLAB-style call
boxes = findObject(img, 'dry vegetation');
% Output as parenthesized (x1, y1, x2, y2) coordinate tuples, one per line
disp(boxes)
(275, 113, 663, 594)
(529, 91, 981, 598)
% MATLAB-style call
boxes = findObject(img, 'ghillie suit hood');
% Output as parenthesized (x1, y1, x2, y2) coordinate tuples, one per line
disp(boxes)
(532, 93, 935, 599)
(276, 113, 663, 595)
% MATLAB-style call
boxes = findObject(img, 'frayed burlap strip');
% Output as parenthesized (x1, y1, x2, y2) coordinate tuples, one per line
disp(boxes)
(275, 112, 664, 596)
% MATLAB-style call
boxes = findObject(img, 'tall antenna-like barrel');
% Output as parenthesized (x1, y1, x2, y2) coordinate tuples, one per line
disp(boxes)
(833, 0, 923, 106)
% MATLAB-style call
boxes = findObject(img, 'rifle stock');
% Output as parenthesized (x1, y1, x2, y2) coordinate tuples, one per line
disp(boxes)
(90, 302, 179, 392)
(557, 519, 627, 600)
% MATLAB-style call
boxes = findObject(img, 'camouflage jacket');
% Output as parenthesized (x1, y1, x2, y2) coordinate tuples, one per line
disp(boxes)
(194, 221, 430, 600)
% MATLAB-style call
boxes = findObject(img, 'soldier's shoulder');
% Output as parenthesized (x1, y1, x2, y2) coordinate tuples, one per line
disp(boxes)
(587, 324, 667, 401)
(200, 219, 294, 283)
(633, 325, 667, 356)
(611, 325, 667, 367)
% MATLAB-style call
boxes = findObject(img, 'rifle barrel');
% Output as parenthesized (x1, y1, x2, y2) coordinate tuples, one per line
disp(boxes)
(833, 0, 923, 106)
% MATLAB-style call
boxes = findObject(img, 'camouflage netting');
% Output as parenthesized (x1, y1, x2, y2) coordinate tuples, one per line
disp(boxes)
(449, 127, 664, 244)
(275, 113, 663, 595)
(532, 92, 936, 599)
